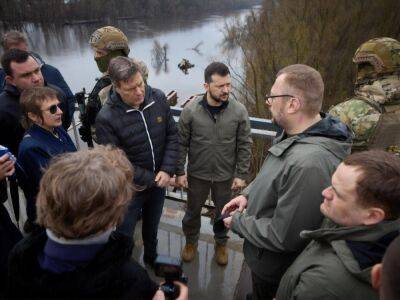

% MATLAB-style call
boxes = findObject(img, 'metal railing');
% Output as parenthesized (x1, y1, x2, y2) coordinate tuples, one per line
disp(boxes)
(68, 105, 279, 206)
(170, 106, 280, 139)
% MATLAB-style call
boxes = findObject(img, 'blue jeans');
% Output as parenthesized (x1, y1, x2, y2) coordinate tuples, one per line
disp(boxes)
(117, 186, 165, 260)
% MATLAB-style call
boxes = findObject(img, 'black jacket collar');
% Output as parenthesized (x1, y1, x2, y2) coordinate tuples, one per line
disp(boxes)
(3, 83, 20, 98)
(110, 85, 153, 111)
(200, 93, 229, 110)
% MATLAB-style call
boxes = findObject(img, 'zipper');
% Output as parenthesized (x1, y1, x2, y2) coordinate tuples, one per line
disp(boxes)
(126, 101, 156, 172)
(202, 104, 226, 182)
(211, 113, 219, 182)
(202, 105, 217, 182)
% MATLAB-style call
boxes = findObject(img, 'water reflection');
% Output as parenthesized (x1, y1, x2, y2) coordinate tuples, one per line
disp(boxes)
(0, 7, 258, 101)
(188, 41, 204, 56)
(151, 40, 169, 75)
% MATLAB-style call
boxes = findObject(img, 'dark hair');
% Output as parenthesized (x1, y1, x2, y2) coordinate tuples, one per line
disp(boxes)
(1, 30, 27, 51)
(381, 236, 400, 300)
(343, 150, 400, 219)
(108, 56, 140, 86)
(1, 48, 30, 76)
(20, 86, 58, 129)
(204, 62, 230, 83)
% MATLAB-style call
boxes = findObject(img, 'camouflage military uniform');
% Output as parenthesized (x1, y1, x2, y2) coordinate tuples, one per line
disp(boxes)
(329, 37, 400, 153)
(96, 58, 148, 106)
(79, 26, 148, 145)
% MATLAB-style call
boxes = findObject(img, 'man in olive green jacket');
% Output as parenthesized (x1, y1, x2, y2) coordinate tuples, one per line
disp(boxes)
(223, 64, 352, 300)
(276, 150, 400, 300)
(176, 62, 252, 266)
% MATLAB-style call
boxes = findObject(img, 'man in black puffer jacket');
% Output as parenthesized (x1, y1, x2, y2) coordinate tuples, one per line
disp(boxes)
(95, 56, 178, 267)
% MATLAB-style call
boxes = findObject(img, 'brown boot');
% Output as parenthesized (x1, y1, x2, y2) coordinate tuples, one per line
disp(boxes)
(181, 243, 196, 262)
(215, 243, 228, 266)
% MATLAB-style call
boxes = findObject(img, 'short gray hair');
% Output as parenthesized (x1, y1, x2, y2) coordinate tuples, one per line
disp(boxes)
(277, 64, 324, 115)
(108, 56, 140, 86)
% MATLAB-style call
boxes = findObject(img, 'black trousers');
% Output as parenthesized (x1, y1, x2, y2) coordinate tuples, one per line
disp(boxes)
(116, 186, 165, 260)
(251, 271, 279, 300)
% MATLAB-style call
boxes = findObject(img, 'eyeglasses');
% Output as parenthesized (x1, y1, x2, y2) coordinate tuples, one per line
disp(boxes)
(41, 104, 61, 114)
(265, 94, 295, 105)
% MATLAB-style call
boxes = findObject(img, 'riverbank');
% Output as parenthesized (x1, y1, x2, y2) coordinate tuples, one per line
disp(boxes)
(0, 0, 261, 24)
(0, 6, 258, 101)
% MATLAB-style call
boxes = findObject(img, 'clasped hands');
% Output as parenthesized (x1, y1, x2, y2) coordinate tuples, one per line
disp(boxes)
(173, 174, 246, 192)
(154, 171, 171, 188)
(171, 173, 248, 229)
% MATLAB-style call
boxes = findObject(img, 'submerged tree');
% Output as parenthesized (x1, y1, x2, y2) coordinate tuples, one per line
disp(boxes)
(151, 40, 169, 75)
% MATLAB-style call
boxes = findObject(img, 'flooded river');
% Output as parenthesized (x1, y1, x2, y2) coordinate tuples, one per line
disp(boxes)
(1, 7, 259, 102)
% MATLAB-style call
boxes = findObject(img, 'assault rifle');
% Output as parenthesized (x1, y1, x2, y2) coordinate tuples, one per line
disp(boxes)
(75, 88, 94, 148)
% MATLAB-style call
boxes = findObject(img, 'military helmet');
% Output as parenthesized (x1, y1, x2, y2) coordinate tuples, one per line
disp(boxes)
(353, 37, 400, 84)
(89, 26, 130, 56)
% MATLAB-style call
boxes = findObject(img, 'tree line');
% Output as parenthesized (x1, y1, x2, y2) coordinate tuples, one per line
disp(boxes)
(225, 0, 400, 116)
(223, 0, 400, 173)
(0, 0, 261, 23)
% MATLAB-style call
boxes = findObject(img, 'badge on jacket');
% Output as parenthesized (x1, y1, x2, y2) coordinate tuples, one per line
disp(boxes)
(156, 116, 163, 123)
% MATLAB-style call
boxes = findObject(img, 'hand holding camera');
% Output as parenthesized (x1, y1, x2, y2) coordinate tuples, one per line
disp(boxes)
(154, 255, 188, 300)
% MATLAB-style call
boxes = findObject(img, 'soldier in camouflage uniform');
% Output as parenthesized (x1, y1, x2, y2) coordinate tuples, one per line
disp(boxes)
(79, 26, 148, 146)
(329, 37, 400, 153)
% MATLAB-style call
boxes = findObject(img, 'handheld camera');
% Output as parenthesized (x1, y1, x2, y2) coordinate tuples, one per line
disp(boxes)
(154, 255, 187, 299)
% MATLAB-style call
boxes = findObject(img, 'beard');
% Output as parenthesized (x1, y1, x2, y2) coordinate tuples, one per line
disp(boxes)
(209, 90, 229, 103)
(270, 106, 287, 130)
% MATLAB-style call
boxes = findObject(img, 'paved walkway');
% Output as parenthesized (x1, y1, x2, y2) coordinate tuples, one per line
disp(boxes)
(2, 123, 248, 299)
(133, 199, 245, 300)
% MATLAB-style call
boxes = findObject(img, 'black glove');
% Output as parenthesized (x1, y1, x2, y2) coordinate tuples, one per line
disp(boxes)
(78, 124, 92, 143)
(86, 97, 102, 125)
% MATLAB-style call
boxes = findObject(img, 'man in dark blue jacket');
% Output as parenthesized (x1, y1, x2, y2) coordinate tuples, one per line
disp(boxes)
(0, 49, 69, 155)
(0, 49, 69, 226)
(95, 56, 178, 267)
(0, 30, 74, 128)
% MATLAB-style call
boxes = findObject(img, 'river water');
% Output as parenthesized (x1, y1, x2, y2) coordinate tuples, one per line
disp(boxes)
(3, 6, 258, 103)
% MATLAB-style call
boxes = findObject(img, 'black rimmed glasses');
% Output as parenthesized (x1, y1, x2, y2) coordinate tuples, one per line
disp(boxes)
(265, 94, 295, 105)
(42, 103, 61, 114)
